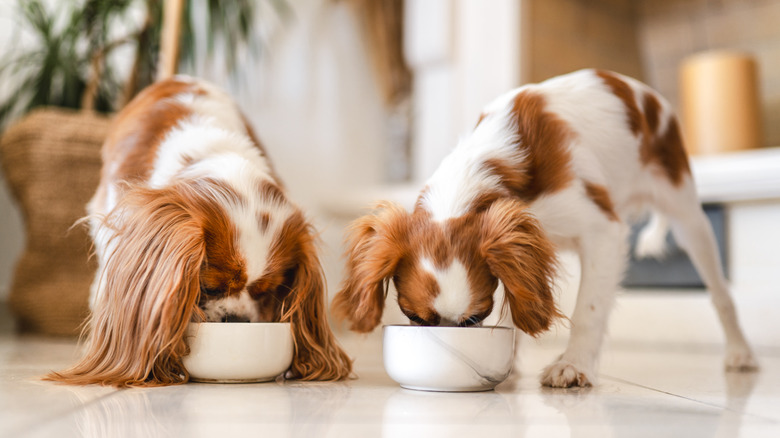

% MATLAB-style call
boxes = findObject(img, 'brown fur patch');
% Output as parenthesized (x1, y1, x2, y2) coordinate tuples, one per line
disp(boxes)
(476, 158, 529, 211)
(333, 203, 423, 331)
(101, 79, 207, 185)
(250, 212, 306, 298)
(642, 118, 691, 186)
(508, 90, 574, 201)
(394, 258, 442, 325)
(583, 181, 619, 222)
(643, 92, 662, 134)
(639, 92, 691, 187)
(598, 72, 691, 187)
(414, 185, 430, 212)
(445, 214, 501, 319)
(467, 189, 508, 215)
(158, 180, 246, 309)
(479, 198, 563, 335)
(197, 219, 246, 298)
(392, 210, 451, 324)
(257, 211, 271, 233)
(475, 112, 489, 128)
(596, 70, 642, 136)
(258, 179, 287, 205)
(113, 102, 192, 183)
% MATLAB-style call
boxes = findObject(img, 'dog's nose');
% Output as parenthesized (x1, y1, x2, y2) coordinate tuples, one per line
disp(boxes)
(221, 313, 250, 323)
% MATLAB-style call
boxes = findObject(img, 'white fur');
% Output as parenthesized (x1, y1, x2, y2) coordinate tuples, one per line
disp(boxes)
(635, 211, 669, 259)
(417, 69, 757, 387)
(421, 258, 472, 324)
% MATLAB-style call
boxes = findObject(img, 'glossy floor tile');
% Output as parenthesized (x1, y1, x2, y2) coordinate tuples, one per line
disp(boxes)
(1, 324, 779, 437)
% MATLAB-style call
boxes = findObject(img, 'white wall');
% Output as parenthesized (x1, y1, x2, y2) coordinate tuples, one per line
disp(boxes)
(406, 0, 528, 183)
(187, 0, 389, 213)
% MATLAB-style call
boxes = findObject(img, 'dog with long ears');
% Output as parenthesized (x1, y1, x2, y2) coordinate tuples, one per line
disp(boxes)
(333, 69, 757, 387)
(47, 77, 351, 387)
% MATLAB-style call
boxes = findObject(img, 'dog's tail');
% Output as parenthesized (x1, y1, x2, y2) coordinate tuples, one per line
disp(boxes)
(634, 211, 669, 260)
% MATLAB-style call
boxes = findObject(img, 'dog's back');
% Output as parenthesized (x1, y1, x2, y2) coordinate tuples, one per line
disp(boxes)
(90, 77, 273, 218)
(421, 69, 691, 232)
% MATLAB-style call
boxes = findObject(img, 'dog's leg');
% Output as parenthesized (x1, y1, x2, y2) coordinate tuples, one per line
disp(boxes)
(541, 219, 628, 388)
(87, 211, 114, 311)
(663, 187, 758, 371)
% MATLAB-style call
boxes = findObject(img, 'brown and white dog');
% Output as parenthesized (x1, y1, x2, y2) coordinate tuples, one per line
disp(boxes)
(333, 69, 758, 387)
(47, 77, 351, 387)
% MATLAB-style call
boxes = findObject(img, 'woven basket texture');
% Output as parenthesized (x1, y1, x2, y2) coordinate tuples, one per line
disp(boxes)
(0, 108, 110, 336)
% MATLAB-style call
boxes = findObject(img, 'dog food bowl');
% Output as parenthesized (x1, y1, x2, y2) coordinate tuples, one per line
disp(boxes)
(183, 322, 293, 383)
(383, 325, 515, 392)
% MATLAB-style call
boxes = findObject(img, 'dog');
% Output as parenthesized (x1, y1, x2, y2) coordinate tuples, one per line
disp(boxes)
(332, 69, 758, 388)
(47, 77, 351, 387)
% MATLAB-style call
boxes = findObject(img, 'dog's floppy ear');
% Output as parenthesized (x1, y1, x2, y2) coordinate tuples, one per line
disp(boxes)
(332, 202, 409, 333)
(45, 184, 206, 387)
(275, 211, 353, 381)
(480, 198, 563, 336)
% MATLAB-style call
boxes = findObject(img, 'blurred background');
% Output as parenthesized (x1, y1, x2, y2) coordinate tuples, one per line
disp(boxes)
(1, 0, 778, 347)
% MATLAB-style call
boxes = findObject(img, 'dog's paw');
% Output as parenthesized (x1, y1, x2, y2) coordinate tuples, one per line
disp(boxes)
(725, 347, 759, 372)
(540, 360, 594, 388)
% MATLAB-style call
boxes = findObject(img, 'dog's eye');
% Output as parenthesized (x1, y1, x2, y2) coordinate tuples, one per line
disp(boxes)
(200, 286, 222, 296)
(458, 315, 484, 327)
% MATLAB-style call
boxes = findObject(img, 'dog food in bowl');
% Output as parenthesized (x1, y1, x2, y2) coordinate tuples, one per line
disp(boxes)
(383, 325, 515, 392)
(183, 322, 293, 383)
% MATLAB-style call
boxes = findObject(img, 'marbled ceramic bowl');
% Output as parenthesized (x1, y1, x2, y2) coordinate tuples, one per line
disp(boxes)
(383, 325, 515, 392)
(183, 322, 293, 383)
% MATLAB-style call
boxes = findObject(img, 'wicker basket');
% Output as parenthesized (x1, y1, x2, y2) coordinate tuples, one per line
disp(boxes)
(0, 108, 110, 336)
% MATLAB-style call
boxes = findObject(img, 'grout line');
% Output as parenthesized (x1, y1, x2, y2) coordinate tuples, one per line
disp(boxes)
(601, 374, 780, 424)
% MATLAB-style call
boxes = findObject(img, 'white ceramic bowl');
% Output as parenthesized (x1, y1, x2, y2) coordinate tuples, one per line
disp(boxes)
(383, 325, 515, 392)
(183, 322, 293, 383)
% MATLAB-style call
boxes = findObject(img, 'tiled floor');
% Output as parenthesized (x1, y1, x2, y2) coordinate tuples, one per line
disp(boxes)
(1, 317, 779, 438)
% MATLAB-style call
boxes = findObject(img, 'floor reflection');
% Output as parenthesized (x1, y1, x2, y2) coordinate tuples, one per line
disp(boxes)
(716, 370, 761, 438)
(538, 385, 614, 438)
(3, 330, 777, 437)
(382, 388, 522, 437)
(70, 388, 181, 438)
(68, 379, 356, 438)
